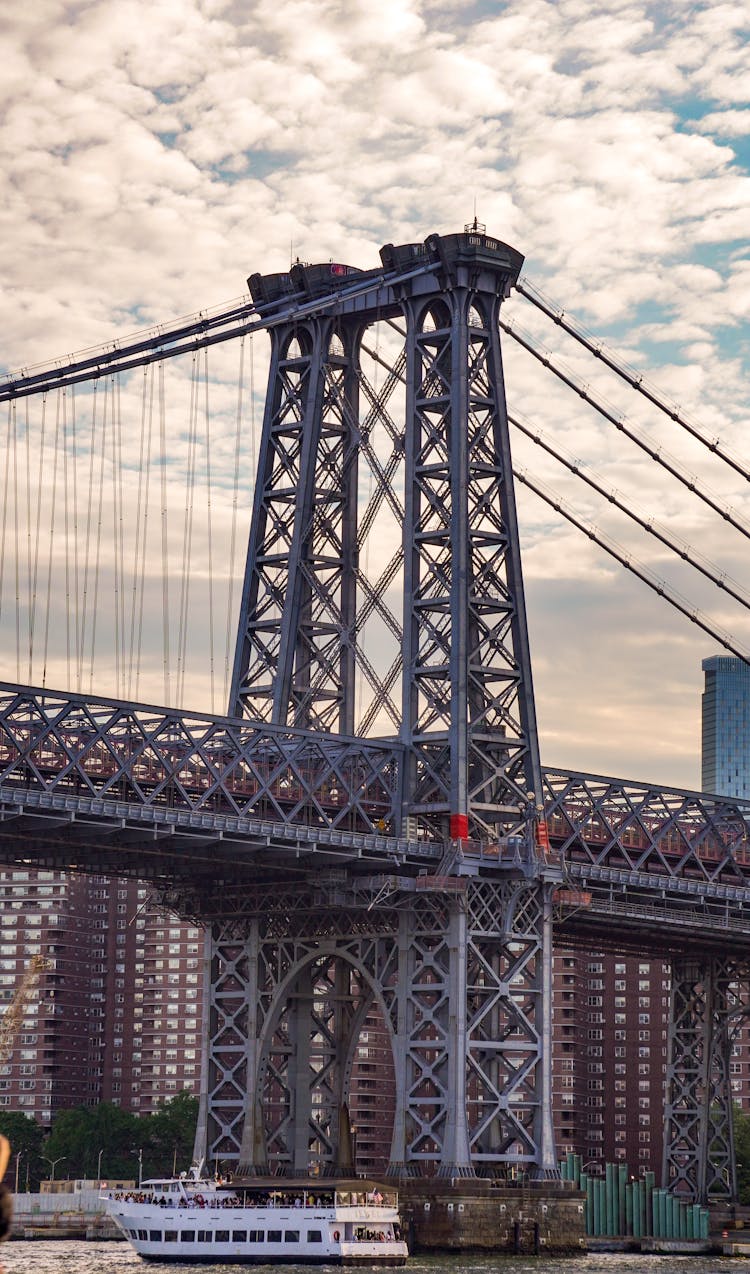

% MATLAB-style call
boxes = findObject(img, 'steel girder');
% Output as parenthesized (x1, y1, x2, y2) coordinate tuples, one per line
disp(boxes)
(0, 682, 402, 841)
(228, 233, 541, 843)
(229, 317, 361, 733)
(662, 957, 749, 1202)
(197, 871, 557, 1181)
(202, 231, 555, 1181)
(398, 267, 542, 843)
(542, 768, 750, 884)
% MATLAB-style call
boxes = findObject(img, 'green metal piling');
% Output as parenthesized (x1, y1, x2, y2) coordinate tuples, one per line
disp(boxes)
(645, 1171, 655, 1235)
(605, 1163, 615, 1235)
(632, 1180, 643, 1238)
(592, 1175, 601, 1236)
(686, 1202, 694, 1239)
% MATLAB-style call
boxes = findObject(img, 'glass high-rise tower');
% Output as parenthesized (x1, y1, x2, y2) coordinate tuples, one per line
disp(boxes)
(701, 655, 750, 798)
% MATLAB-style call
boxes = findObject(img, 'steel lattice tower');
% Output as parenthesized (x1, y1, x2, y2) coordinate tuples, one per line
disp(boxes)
(0, 225, 745, 1199)
(229, 231, 542, 844)
(193, 231, 559, 1180)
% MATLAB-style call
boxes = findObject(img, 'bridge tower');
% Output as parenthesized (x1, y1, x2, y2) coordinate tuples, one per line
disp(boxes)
(196, 229, 562, 1180)
(0, 221, 746, 1204)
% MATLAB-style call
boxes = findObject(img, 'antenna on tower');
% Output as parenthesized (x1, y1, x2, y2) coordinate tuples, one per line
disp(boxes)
(464, 202, 486, 234)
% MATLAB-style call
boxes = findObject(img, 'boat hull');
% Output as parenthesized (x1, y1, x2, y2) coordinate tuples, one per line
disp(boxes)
(106, 1180, 407, 1266)
(137, 1255, 406, 1266)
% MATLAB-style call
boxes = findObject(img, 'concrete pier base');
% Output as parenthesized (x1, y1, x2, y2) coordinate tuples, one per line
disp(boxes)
(397, 1178, 586, 1255)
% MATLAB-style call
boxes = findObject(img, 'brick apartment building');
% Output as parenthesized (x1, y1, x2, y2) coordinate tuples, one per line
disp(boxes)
(0, 868, 203, 1125)
(3, 865, 747, 1181)
(552, 948, 671, 1175)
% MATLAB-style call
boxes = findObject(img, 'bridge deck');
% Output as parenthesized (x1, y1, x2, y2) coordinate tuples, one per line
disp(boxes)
(0, 682, 748, 949)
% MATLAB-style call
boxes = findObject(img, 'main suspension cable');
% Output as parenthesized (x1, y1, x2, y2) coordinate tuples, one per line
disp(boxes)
(0, 262, 436, 404)
(514, 464, 750, 664)
(501, 316, 750, 541)
(516, 277, 750, 484)
(510, 412, 750, 613)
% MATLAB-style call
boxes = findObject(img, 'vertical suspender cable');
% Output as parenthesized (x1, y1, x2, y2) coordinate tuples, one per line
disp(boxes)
(159, 359, 171, 704)
(10, 402, 20, 682)
(0, 405, 12, 648)
(115, 375, 126, 697)
(224, 335, 245, 707)
(110, 375, 125, 696)
(203, 345, 216, 712)
(249, 333, 256, 495)
(110, 378, 120, 693)
(61, 386, 82, 684)
(88, 380, 109, 692)
(24, 397, 31, 680)
(28, 395, 47, 682)
(80, 384, 99, 690)
(177, 355, 198, 704)
(129, 367, 151, 699)
(69, 386, 80, 686)
(42, 392, 63, 688)
(135, 369, 155, 701)
(62, 390, 72, 686)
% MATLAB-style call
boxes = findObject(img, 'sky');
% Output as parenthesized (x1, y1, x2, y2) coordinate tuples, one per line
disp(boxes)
(2, 0, 750, 793)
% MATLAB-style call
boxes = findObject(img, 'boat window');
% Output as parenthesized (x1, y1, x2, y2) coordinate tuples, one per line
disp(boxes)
(164, 1231, 178, 1242)
(197, 1230, 212, 1242)
(248, 1230, 263, 1242)
(149, 1231, 161, 1241)
(138, 1230, 148, 1240)
(180, 1231, 195, 1242)
(232, 1231, 247, 1242)
(284, 1231, 299, 1243)
(128, 1230, 138, 1239)
(268, 1229, 282, 1242)
(308, 1230, 322, 1242)
(215, 1230, 229, 1242)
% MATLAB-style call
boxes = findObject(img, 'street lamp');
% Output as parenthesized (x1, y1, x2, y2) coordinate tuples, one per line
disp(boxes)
(97, 1148, 104, 1184)
(42, 1155, 66, 1182)
(14, 1150, 24, 1194)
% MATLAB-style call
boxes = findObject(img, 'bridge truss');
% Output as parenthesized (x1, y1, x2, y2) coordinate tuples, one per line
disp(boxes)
(1, 229, 750, 1199)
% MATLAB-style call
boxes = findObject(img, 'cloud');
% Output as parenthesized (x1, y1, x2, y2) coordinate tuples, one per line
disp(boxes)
(2, 0, 750, 792)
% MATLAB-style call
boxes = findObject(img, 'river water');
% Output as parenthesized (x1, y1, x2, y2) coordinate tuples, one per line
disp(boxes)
(0, 1245, 742, 1274)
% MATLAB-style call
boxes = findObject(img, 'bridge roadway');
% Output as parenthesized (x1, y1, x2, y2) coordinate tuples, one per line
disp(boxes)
(0, 681, 747, 955)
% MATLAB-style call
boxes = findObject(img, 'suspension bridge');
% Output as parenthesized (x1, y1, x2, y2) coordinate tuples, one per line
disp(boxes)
(0, 226, 749, 1205)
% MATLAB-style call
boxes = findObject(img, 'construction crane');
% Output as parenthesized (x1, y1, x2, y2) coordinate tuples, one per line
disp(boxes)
(0, 955, 51, 1067)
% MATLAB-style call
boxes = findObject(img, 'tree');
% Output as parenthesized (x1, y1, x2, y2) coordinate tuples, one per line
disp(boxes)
(0, 1112, 44, 1190)
(142, 1091, 199, 1178)
(41, 1092, 199, 1185)
(44, 1103, 142, 1182)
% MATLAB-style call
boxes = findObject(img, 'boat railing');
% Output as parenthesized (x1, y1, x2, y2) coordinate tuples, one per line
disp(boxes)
(334, 1189, 397, 1208)
(109, 1186, 398, 1211)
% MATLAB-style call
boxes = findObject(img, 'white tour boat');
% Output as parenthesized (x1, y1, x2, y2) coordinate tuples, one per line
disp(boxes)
(104, 1169, 408, 1265)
